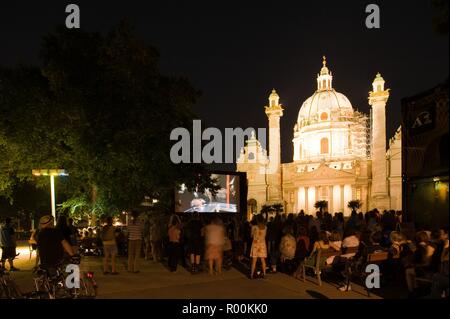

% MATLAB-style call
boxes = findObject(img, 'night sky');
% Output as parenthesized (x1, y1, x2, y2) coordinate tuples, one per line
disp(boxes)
(1, 1, 448, 170)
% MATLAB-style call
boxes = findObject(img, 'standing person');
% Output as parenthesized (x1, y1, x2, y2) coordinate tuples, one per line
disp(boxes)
(0, 218, 19, 271)
(204, 217, 225, 275)
(250, 215, 268, 279)
(101, 217, 118, 275)
(186, 213, 203, 273)
(233, 215, 245, 263)
(127, 210, 143, 273)
(143, 216, 151, 261)
(149, 216, 163, 262)
(167, 215, 182, 272)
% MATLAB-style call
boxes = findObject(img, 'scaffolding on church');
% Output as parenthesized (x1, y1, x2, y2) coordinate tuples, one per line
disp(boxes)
(349, 110, 371, 159)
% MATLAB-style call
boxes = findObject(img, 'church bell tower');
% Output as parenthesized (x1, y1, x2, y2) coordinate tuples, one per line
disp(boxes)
(265, 89, 283, 202)
(369, 73, 390, 211)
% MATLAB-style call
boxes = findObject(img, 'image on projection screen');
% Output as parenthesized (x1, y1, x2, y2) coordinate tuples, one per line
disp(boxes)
(175, 174, 240, 213)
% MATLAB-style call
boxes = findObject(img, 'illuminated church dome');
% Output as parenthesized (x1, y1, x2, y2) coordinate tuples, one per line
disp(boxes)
(292, 56, 367, 163)
(297, 56, 353, 126)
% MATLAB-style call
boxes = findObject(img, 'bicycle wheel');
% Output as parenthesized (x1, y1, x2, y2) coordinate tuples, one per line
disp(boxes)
(0, 281, 7, 298)
(5, 279, 23, 299)
(79, 278, 97, 298)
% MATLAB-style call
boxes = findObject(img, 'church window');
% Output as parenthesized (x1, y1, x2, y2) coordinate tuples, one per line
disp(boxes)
(356, 188, 361, 200)
(320, 112, 328, 121)
(377, 85, 382, 92)
(299, 144, 303, 159)
(248, 152, 255, 160)
(320, 138, 329, 154)
(322, 80, 326, 89)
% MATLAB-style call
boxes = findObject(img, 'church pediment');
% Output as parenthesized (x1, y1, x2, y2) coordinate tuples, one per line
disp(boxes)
(297, 163, 354, 180)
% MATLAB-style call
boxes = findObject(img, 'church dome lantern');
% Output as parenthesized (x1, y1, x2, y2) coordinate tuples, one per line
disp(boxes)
(298, 57, 353, 127)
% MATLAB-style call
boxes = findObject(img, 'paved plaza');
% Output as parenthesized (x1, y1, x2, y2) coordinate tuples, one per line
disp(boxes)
(4, 242, 404, 299)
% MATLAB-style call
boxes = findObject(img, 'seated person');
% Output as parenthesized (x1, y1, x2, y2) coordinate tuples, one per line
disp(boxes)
(430, 241, 449, 298)
(334, 230, 360, 290)
(327, 231, 342, 265)
(341, 230, 360, 258)
(295, 227, 310, 261)
(429, 227, 449, 274)
(279, 227, 297, 274)
(311, 231, 330, 253)
(389, 231, 408, 259)
(405, 231, 436, 295)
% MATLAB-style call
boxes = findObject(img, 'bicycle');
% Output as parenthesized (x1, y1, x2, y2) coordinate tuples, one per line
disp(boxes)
(0, 267, 23, 299)
(33, 255, 98, 299)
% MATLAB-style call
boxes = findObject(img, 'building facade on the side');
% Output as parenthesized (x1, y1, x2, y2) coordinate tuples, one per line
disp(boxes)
(401, 79, 449, 228)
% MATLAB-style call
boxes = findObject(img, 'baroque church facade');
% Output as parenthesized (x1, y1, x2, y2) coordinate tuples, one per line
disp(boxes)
(237, 57, 402, 216)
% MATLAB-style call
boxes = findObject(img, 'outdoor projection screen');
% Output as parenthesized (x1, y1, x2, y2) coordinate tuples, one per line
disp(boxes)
(175, 172, 245, 213)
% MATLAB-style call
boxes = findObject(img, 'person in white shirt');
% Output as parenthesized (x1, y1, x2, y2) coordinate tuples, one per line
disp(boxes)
(327, 231, 342, 265)
(341, 231, 360, 258)
(338, 230, 361, 292)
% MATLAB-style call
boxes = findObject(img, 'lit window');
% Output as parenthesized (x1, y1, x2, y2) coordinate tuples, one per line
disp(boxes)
(321, 112, 328, 121)
(356, 188, 361, 200)
(323, 80, 326, 88)
(320, 138, 329, 154)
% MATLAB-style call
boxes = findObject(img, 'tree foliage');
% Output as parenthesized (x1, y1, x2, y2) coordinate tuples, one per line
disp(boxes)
(347, 199, 363, 213)
(314, 200, 328, 213)
(0, 20, 216, 216)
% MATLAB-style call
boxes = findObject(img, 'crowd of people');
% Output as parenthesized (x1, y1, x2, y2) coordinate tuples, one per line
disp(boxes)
(147, 209, 448, 298)
(0, 208, 448, 298)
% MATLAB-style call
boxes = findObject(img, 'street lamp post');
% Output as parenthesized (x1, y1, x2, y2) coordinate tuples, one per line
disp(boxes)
(32, 169, 69, 224)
